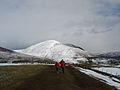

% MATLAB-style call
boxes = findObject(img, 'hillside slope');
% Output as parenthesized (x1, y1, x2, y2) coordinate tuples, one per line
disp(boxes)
(16, 40, 93, 63)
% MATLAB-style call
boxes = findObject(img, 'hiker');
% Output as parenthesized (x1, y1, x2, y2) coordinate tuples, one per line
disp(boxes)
(59, 59, 65, 73)
(55, 62, 59, 73)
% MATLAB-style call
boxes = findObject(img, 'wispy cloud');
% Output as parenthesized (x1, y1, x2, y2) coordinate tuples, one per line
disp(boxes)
(96, 0, 120, 17)
(0, 0, 120, 53)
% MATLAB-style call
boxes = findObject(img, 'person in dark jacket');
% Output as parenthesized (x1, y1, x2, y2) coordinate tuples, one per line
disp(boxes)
(59, 59, 65, 73)
(55, 62, 59, 73)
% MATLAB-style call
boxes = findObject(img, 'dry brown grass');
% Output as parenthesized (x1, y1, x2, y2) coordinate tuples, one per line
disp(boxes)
(0, 65, 115, 90)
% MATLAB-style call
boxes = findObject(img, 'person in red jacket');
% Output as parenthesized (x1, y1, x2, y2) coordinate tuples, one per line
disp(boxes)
(55, 62, 59, 73)
(59, 59, 65, 73)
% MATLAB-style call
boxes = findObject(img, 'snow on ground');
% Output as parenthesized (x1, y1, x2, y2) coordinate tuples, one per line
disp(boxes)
(0, 63, 22, 66)
(78, 67, 120, 90)
(116, 65, 120, 68)
(0, 63, 54, 66)
(93, 67, 120, 76)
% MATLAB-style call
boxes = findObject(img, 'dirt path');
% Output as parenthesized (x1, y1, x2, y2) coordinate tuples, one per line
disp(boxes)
(15, 65, 114, 90)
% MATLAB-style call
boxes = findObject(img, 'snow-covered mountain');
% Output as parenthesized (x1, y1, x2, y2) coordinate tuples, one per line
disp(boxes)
(0, 47, 40, 63)
(16, 40, 93, 63)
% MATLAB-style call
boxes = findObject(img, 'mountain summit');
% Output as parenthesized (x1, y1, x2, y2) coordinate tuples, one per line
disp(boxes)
(16, 40, 92, 63)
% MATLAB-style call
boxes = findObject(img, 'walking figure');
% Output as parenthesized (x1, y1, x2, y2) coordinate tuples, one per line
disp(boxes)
(59, 59, 65, 73)
(55, 62, 59, 73)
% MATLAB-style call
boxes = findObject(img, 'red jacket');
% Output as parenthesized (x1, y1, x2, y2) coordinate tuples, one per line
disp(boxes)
(59, 60, 65, 68)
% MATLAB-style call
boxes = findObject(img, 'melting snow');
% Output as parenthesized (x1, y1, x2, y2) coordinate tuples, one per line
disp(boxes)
(93, 67, 120, 76)
(78, 67, 120, 89)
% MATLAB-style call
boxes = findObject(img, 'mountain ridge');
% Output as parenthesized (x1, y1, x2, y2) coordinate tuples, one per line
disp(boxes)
(99, 51, 120, 58)
(0, 47, 14, 53)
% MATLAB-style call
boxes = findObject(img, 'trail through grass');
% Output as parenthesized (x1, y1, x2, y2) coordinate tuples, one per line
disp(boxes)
(0, 65, 115, 90)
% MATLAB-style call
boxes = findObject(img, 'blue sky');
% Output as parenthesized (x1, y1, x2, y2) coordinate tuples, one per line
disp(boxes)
(0, 0, 120, 53)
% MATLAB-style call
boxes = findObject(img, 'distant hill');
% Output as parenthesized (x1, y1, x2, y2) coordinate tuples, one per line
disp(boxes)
(99, 51, 120, 58)
(0, 47, 41, 63)
(0, 47, 14, 53)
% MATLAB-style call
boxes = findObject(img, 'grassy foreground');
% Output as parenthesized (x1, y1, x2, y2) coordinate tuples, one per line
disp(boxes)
(0, 65, 115, 90)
